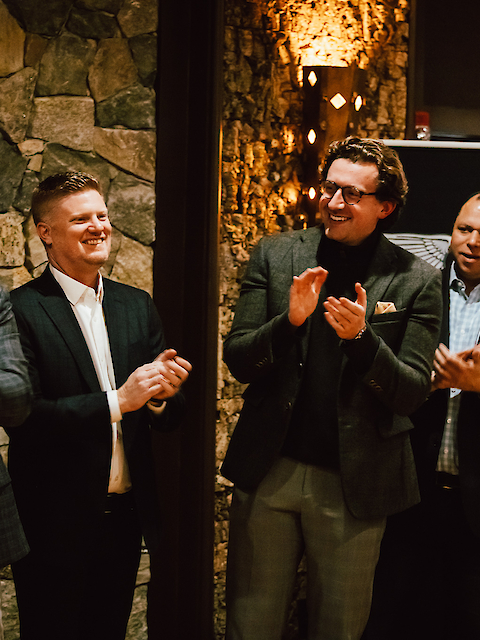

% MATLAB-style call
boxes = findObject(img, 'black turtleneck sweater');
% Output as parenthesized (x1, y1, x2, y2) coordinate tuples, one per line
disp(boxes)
(281, 229, 380, 470)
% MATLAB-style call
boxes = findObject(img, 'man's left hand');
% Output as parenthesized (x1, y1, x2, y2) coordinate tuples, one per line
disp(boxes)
(323, 282, 367, 340)
(433, 343, 480, 392)
(150, 348, 192, 400)
(433, 344, 480, 393)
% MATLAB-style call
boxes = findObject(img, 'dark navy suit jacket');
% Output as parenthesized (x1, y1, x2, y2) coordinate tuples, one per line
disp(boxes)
(7, 268, 185, 563)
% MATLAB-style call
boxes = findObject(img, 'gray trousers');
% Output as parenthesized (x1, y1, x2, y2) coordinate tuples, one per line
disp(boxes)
(225, 457, 386, 640)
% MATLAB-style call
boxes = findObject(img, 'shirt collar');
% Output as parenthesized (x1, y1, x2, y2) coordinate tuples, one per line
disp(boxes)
(49, 264, 104, 306)
(449, 261, 465, 294)
(449, 261, 480, 301)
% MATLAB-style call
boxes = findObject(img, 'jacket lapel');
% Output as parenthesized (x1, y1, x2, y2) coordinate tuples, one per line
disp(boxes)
(362, 235, 399, 321)
(36, 269, 101, 391)
(290, 231, 400, 361)
(291, 228, 401, 322)
(102, 279, 129, 387)
(38, 273, 132, 392)
(440, 257, 451, 346)
(292, 227, 323, 363)
(293, 226, 322, 276)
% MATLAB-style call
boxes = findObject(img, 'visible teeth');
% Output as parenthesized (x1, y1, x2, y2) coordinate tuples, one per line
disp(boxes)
(85, 239, 104, 245)
(331, 215, 348, 221)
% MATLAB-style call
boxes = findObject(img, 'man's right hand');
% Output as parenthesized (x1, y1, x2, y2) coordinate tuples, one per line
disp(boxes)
(117, 349, 192, 415)
(288, 266, 328, 327)
(117, 362, 166, 414)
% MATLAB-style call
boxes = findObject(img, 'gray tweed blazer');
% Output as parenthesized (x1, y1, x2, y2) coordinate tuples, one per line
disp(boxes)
(222, 226, 443, 519)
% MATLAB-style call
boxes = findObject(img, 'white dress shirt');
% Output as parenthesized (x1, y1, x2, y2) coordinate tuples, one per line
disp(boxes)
(50, 265, 132, 494)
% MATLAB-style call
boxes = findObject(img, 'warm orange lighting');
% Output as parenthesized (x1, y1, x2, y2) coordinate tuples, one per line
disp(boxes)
(330, 93, 347, 109)
(354, 94, 363, 111)
(307, 71, 318, 86)
(307, 129, 316, 144)
(308, 187, 316, 199)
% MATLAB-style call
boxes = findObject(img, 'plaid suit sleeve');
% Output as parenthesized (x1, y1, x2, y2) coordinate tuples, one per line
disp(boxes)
(0, 287, 32, 428)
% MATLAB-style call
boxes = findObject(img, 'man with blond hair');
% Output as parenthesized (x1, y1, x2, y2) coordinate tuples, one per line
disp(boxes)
(8, 172, 192, 640)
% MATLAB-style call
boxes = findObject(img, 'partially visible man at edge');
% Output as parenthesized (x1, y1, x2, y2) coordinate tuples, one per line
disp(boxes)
(221, 137, 443, 640)
(6, 172, 192, 640)
(363, 192, 480, 640)
(0, 286, 32, 640)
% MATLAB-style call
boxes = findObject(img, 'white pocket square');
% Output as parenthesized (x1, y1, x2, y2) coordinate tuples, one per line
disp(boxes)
(374, 301, 397, 314)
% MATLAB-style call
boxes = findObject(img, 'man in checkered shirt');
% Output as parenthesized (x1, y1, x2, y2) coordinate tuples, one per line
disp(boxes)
(364, 192, 480, 640)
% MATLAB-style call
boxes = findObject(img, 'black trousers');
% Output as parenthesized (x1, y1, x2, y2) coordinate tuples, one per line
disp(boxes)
(13, 492, 142, 640)
(362, 483, 480, 640)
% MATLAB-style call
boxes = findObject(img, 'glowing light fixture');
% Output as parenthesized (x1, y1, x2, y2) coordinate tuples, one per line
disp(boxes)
(330, 92, 347, 110)
(308, 71, 318, 86)
(300, 64, 367, 227)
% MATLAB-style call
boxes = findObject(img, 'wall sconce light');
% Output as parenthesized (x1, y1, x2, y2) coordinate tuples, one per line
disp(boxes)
(299, 64, 368, 227)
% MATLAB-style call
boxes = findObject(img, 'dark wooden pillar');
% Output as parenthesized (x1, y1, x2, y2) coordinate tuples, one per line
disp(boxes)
(149, 1, 223, 638)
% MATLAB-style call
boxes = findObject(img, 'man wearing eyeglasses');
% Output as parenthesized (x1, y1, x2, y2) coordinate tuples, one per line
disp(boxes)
(221, 136, 442, 640)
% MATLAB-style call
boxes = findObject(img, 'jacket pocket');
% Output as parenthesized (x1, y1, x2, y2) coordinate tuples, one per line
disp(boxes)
(242, 382, 267, 407)
(370, 308, 408, 352)
(370, 307, 407, 324)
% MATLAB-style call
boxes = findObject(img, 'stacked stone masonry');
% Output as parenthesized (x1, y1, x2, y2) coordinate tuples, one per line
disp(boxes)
(0, 0, 157, 637)
(0, 0, 411, 637)
(216, 0, 410, 637)
(0, 0, 157, 294)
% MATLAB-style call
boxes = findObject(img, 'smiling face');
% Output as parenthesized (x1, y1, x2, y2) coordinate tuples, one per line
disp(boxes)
(450, 196, 480, 294)
(319, 158, 396, 246)
(37, 189, 112, 288)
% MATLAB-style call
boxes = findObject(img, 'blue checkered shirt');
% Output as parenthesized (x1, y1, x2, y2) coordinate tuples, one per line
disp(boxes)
(437, 263, 480, 474)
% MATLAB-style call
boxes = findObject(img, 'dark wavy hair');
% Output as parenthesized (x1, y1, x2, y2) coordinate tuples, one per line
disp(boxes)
(321, 137, 408, 230)
(31, 172, 102, 225)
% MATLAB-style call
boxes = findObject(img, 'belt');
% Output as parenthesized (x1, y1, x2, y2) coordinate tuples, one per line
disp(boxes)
(436, 471, 460, 490)
(105, 491, 135, 514)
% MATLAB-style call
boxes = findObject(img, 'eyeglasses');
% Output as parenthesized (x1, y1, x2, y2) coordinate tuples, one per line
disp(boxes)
(320, 180, 378, 205)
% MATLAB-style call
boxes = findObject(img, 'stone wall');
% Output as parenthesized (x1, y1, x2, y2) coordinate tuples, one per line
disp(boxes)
(0, 0, 157, 294)
(215, 0, 410, 636)
(0, 1, 157, 637)
(0, 0, 157, 434)
(0, 0, 412, 636)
